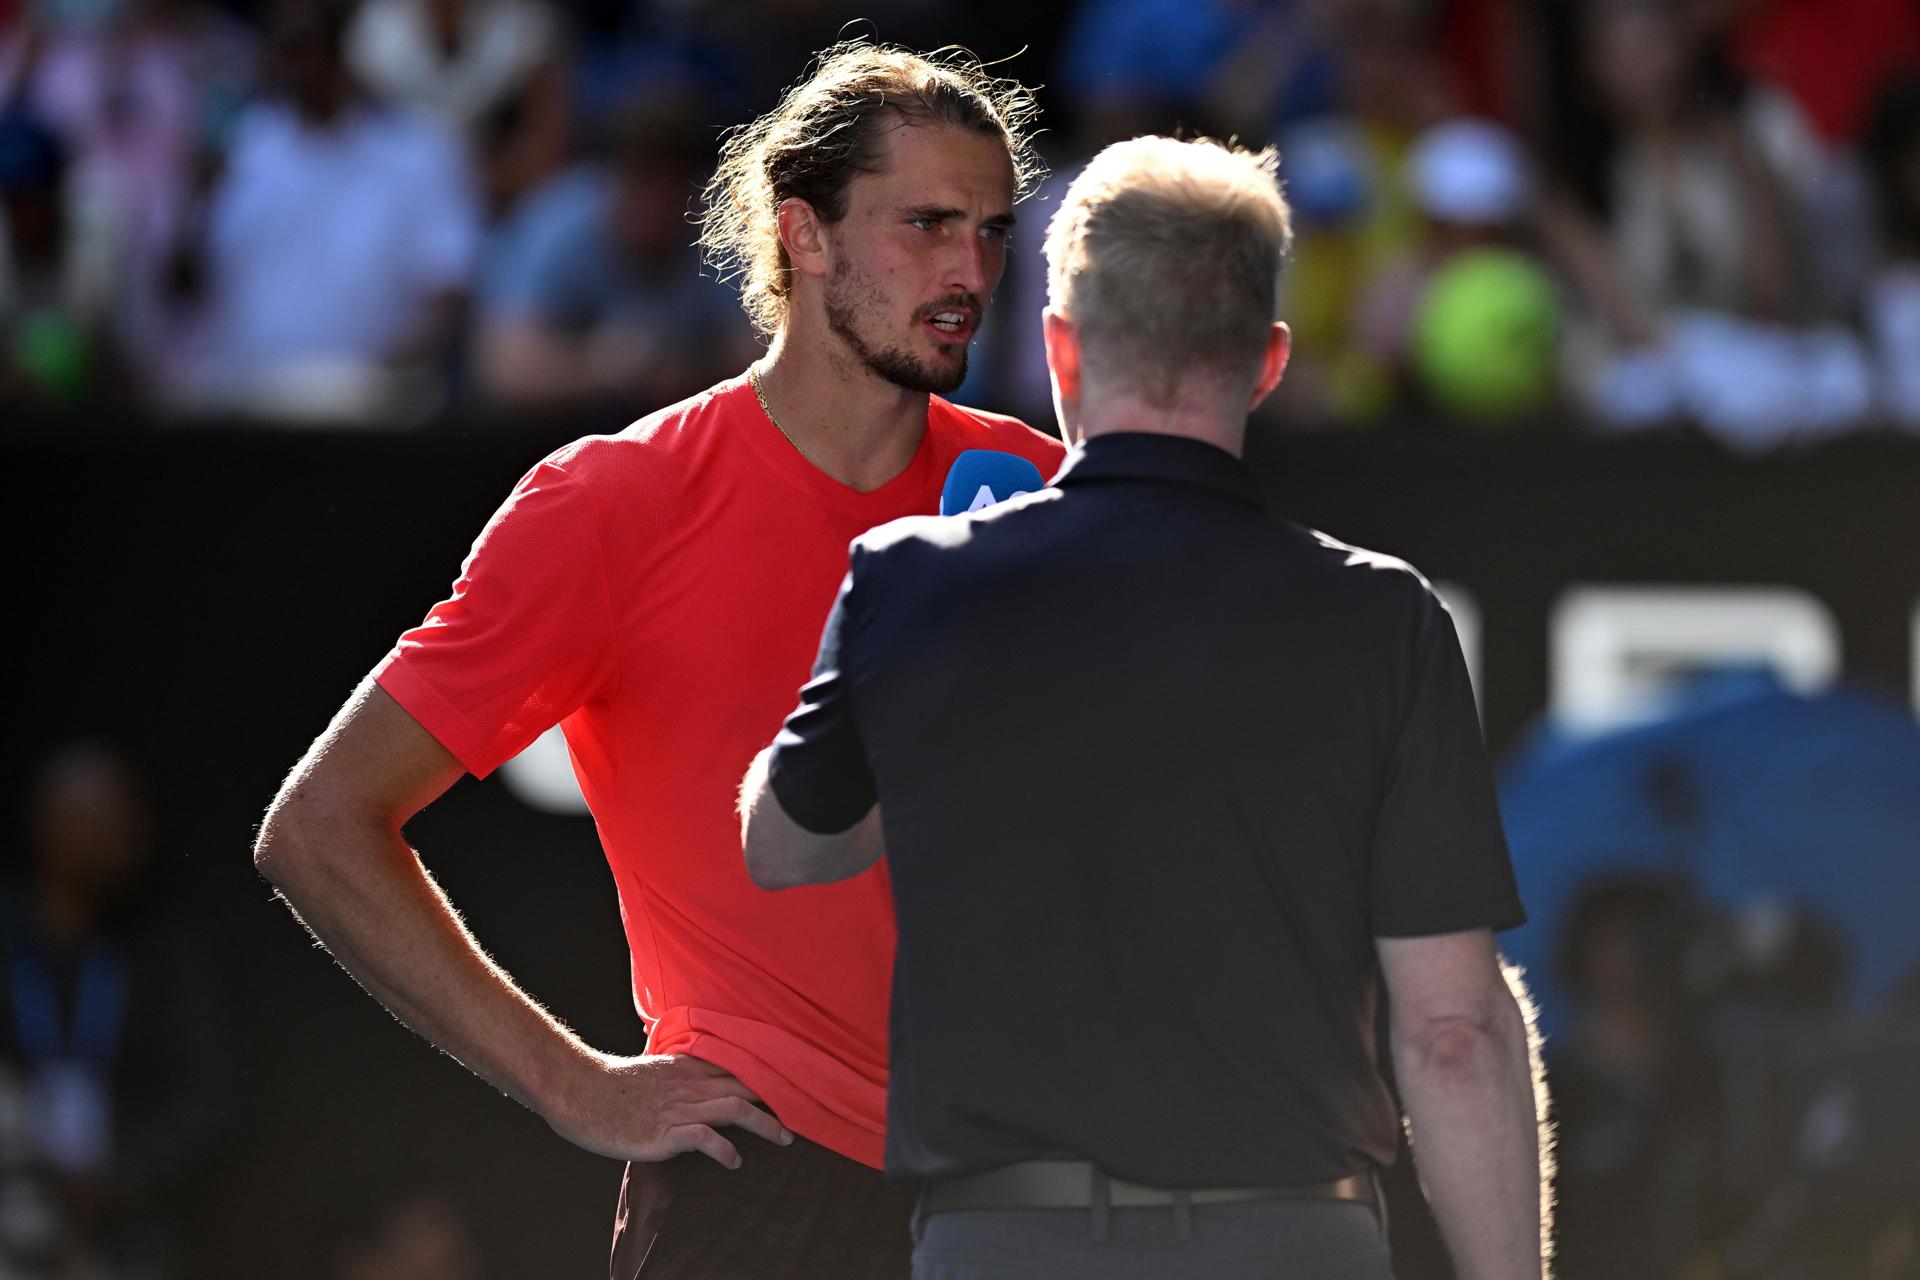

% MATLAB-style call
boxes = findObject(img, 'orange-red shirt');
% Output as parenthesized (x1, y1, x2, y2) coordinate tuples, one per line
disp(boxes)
(374, 374, 1065, 1167)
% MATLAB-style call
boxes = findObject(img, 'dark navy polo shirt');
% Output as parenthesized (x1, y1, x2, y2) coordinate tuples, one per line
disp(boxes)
(768, 431, 1524, 1187)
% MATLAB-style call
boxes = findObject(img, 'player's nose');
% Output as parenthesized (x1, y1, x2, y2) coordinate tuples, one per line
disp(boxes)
(945, 234, 992, 296)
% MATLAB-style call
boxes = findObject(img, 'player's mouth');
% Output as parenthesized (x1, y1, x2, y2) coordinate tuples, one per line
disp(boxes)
(921, 305, 978, 345)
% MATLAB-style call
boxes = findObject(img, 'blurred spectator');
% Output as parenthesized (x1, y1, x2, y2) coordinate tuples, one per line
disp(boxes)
(1861, 69, 1920, 430)
(1538, 0, 1875, 447)
(475, 94, 755, 413)
(1263, 0, 1458, 422)
(345, 0, 568, 214)
(1695, 907, 1888, 1280)
(1548, 875, 1722, 1280)
(1695, 901, 1848, 1036)
(0, 104, 122, 404)
(2, 0, 256, 376)
(1541, 1, 1802, 341)
(1347, 117, 1562, 422)
(1709, 1, 1918, 329)
(171, 0, 480, 424)
(0, 741, 228, 1278)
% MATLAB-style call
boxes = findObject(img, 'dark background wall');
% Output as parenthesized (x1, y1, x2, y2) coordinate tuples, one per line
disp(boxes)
(8, 419, 1918, 1275)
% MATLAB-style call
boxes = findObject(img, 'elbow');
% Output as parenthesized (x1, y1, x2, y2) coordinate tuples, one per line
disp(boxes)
(1400, 993, 1523, 1079)
(738, 752, 804, 891)
(1406, 1015, 1502, 1076)
(252, 805, 298, 887)
(745, 863, 791, 892)
(252, 779, 356, 891)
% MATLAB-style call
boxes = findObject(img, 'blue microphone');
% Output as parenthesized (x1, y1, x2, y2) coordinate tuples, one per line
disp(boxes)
(940, 450, 1047, 516)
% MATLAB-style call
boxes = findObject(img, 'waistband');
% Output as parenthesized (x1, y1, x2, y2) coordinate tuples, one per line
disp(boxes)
(921, 1159, 1375, 1215)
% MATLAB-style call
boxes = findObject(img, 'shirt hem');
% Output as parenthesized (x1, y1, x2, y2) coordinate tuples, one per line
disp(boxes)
(646, 1006, 887, 1170)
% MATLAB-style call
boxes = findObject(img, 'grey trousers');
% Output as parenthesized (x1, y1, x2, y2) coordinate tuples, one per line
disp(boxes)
(909, 1198, 1395, 1279)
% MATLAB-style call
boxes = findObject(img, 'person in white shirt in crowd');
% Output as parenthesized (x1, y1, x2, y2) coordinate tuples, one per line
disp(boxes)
(173, 0, 480, 424)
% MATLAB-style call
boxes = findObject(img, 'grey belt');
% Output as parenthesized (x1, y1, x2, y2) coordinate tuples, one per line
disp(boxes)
(921, 1159, 1374, 1214)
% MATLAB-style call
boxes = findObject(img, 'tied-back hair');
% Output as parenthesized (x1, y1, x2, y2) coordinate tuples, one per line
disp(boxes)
(1045, 136, 1294, 405)
(698, 39, 1044, 337)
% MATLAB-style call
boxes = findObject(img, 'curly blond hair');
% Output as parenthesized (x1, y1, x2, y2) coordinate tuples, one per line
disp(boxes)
(698, 41, 1043, 337)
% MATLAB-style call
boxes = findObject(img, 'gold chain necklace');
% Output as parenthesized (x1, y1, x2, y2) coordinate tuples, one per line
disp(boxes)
(749, 364, 805, 455)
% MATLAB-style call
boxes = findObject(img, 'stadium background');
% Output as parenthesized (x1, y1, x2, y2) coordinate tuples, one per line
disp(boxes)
(5, 0, 1920, 1276)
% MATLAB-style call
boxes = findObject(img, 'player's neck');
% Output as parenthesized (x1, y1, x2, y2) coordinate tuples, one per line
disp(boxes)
(752, 331, 930, 494)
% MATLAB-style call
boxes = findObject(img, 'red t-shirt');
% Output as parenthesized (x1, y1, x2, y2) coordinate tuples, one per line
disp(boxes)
(374, 373, 1065, 1167)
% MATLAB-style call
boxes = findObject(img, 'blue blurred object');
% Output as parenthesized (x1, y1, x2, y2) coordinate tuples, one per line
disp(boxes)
(1497, 669, 1920, 1036)
(0, 109, 65, 194)
(1276, 118, 1372, 226)
(1056, 0, 1255, 108)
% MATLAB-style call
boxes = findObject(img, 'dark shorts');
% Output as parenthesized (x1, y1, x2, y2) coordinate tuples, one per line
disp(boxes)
(609, 1130, 916, 1279)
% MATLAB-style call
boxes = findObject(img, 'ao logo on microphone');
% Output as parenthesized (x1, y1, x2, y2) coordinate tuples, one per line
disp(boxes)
(940, 450, 1047, 517)
(964, 484, 1007, 512)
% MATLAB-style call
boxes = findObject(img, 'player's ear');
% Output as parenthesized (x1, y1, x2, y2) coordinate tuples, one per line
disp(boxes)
(778, 198, 831, 282)
(1249, 321, 1291, 410)
(1043, 307, 1083, 402)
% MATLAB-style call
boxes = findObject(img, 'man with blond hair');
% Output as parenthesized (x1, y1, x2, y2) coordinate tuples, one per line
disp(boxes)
(253, 41, 1062, 1277)
(741, 136, 1547, 1278)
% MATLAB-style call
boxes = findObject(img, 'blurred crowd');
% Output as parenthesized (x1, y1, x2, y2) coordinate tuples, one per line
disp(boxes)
(1543, 874, 1920, 1280)
(1018, 0, 1920, 446)
(0, 740, 492, 1280)
(0, 0, 1917, 442)
(1, 743, 228, 1278)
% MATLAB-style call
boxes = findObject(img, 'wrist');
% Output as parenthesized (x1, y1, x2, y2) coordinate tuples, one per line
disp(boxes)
(521, 1030, 606, 1127)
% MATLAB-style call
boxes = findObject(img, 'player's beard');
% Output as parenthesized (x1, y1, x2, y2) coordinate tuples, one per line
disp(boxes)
(825, 257, 971, 394)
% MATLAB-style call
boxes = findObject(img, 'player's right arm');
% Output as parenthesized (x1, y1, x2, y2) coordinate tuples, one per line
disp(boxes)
(1364, 580, 1545, 1275)
(253, 676, 791, 1168)
(1378, 929, 1546, 1280)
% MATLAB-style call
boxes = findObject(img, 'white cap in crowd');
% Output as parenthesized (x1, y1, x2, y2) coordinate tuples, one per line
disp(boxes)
(1405, 118, 1532, 226)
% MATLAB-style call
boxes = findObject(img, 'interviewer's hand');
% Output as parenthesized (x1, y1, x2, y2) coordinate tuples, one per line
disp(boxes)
(545, 1052, 793, 1169)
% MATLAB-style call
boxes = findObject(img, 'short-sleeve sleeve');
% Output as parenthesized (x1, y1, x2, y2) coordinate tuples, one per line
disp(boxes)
(766, 567, 876, 834)
(1369, 594, 1526, 937)
(373, 456, 620, 778)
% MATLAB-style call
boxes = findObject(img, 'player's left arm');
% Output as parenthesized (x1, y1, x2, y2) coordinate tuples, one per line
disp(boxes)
(739, 751, 883, 888)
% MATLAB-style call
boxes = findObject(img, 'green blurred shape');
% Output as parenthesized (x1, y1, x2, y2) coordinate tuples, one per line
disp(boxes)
(11, 308, 92, 400)
(1412, 248, 1559, 422)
